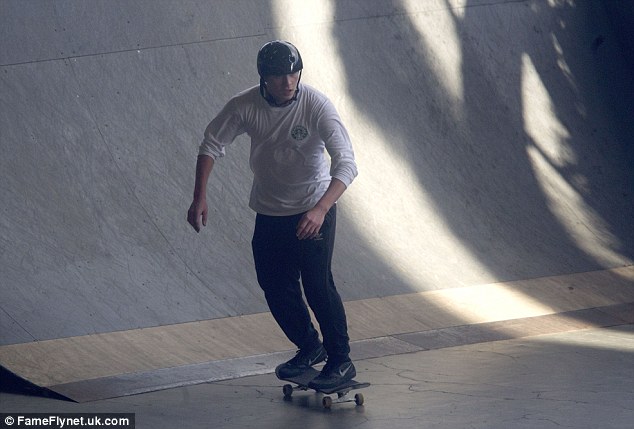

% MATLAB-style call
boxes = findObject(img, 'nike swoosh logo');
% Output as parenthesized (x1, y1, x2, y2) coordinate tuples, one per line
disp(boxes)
(308, 352, 324, 366)
(337, 363, 351, 377)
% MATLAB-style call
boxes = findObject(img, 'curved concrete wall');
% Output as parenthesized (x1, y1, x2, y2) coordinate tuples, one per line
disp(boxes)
(1, 0, 633, 345)
(603, 0, 634, 69)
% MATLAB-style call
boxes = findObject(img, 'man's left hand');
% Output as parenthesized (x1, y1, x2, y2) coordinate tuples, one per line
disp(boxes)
(296, 207, 326, 240)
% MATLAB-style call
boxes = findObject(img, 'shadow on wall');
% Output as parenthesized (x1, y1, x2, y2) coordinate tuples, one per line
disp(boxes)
(329, 0, 633, 299)
(1, 0, 632, 346)
(602, 0, 634, 71)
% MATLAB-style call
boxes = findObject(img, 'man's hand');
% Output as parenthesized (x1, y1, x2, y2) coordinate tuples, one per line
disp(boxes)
(187, 199, 208, 233)
(296, 206, 327, 240)
(296, 178, 347, 240)
(188, 155, 214, 233)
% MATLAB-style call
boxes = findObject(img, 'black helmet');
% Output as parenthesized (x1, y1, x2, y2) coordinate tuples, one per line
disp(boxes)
(257, 40, 303, 77)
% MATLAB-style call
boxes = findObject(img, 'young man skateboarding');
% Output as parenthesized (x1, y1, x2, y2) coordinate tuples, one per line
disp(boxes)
(187, 40, 358, 389)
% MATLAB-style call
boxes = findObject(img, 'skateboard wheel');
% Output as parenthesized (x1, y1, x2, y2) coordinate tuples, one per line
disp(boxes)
(322, 396, 332, 409)
(282, 384, 293, 397)
(355, 393, 364, 406)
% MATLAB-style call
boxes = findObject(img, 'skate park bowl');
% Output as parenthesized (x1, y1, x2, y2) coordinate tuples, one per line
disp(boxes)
(1, 0, 633, 402)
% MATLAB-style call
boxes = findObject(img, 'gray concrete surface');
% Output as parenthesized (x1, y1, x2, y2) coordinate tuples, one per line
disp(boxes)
(2, 0, 633, 344)
(603, 0, 634, 70)
(2, 325, 633, 429)
(2, 0, 634, 416)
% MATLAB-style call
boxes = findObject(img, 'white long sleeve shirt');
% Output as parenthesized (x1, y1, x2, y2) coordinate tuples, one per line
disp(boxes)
(199, 84, 358, 216)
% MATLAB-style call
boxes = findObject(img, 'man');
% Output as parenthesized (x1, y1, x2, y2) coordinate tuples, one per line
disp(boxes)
(187, 40, 358, 389)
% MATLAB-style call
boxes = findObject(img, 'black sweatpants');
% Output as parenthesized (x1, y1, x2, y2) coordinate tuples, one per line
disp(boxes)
(251, 205, 351, 362)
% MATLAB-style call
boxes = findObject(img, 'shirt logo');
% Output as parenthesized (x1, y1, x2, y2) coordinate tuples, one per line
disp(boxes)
(291, 125, 309, 141)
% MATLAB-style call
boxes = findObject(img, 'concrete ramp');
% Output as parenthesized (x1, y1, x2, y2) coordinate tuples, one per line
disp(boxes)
(1, 0, 633, 401)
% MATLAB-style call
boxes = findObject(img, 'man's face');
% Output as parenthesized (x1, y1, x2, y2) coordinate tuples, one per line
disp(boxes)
(264, 72, 300, 104)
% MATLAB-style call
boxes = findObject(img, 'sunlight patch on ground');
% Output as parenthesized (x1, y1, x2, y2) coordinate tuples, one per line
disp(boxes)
(534, 324, 634, 353)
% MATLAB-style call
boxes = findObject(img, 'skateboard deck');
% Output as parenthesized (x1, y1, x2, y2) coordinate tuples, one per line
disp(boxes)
(279, 367, 370, 408)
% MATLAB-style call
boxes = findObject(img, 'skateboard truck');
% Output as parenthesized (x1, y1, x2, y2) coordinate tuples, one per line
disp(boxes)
(283, 382, 366, 408)
(279, 367, 369, 408)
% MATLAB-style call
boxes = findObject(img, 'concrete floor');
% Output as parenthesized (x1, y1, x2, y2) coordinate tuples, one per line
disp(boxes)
(2, 325, 633, 429)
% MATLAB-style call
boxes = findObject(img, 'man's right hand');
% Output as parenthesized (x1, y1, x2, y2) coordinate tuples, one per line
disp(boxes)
(187, 199, 208, 233)
(188, 155, 215, 233)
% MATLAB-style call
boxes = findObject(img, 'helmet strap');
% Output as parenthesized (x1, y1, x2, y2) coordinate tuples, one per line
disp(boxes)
(259, 71, 302, 107)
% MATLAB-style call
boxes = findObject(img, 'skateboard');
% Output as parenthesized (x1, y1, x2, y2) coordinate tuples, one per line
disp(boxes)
(279, 367, 370, 408)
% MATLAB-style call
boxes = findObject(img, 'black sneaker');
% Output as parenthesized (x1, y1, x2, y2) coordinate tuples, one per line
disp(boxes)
(275, 344, 327, 379)
(308, 359, 356, 390)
